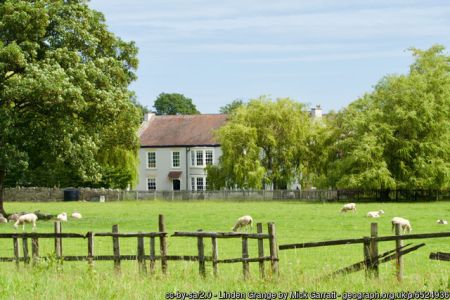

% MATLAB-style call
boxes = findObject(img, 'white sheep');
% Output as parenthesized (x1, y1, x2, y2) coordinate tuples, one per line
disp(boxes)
(14, 213, 38, 231)
(340, 203, 356, 213)
(367, 210, 385, 218)
(232, 215, 253, 232)
(436, 219, 448, 225)
(56, 212, 68, 222)
(71, 212, 82, 219)
(391, 217, 412, 233)
(0, 214, 7, 224)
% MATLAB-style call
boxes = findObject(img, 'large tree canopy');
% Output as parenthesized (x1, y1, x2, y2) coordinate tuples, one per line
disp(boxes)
(0, 0, 141, 214)
(153, 93, 199, 115)
(208, 97, 312, 190)
(323, 45, 450, 190)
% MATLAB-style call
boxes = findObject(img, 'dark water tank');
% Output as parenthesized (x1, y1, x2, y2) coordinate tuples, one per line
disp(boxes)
(64, 188, 80, 201)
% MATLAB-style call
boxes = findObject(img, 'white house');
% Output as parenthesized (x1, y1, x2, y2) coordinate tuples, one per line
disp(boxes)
(137, 113, 227, 191)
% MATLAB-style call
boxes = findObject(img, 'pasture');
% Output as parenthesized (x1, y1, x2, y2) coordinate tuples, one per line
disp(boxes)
(0, 200, 448, 299)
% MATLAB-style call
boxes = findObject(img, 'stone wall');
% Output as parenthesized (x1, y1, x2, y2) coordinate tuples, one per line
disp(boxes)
(4, 187, 123, 202)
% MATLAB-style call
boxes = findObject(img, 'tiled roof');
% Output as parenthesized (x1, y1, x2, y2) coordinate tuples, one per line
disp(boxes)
(140, 114, 228, 147)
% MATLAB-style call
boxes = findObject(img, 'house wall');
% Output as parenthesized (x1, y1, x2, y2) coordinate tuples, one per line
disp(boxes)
(137, 146, 222, 191)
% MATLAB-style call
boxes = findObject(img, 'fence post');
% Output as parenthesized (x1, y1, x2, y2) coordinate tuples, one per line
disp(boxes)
(13, 237, 19, 269)
(112, 225, 120, 272)
(369, 223, 379, 278)
(150, 237, 156, 274)
(395, 224, 403, 281)
(363, 237, 370, 278)
(197, 229, 206, 278)
(212, 237, 218, 277)
(242, 236, 250, 279)
(31, 237, 39, 266)
(159, 214, 168, 274)
(257, 223, 265, 278)
(87, 231, 94, 266)
(22, 238, 29, 264)
(268, 222, 279, 275)
(54, 221, 62, 259)
(137, 233, 146, 273)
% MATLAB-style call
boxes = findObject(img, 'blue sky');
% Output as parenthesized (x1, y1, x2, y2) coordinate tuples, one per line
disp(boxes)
(89, 0, 450, 113)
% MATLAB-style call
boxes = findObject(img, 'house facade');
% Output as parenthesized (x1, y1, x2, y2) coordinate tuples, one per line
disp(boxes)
(137, 113, 227, 191)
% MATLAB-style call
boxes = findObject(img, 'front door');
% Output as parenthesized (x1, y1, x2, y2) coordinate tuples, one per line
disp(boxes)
(172, 179, 181, 191)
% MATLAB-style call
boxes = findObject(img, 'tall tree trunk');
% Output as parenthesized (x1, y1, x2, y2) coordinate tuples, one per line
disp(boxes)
(0, 169, 6, 216)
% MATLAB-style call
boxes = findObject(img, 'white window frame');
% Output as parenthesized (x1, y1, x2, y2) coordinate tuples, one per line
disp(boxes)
(190, 149, 214, 168)
(147, 177, 156, 190)
(147, 151, 156, 169)
(190, 175, 208, 191)
(171, 151, 181, 168)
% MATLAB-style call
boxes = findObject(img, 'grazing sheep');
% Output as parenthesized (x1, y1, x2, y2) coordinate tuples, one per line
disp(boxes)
(232, 215, 253, 232)
(8, 213, 20, 222)
(341, 203, 356, 213)
(436, 219, 448, 225)
(14, 213, 38, 231)
(391, 217, 412, 233)
(0, 214, 7, 224)
(71, 212, 82, 219)
(56, 212, 68, 222)
(367, 210, 385, 218)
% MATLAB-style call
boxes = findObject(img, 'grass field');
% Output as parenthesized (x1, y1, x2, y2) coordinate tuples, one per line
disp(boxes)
(0, 200, 449, 299)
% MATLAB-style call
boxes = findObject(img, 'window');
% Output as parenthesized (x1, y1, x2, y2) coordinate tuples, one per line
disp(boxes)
(196, 177, 204, 191)
(205, 150, 213, 165)
(191, 149, 214, 167)
(191, 176, 208, 191)
(147, 178, 156, 190)
(196, 151, 203, 166)
(172, 151, 180, 168)
(147, 152, 156, 168)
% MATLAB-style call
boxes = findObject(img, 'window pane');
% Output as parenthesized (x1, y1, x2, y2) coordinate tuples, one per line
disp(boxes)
(191, 177, 195, 191)
(205, 150, 213, 165)
(191, 151, 195, 166)
(196, 177, 204, 191)
(172, 151, 180, 167)
(147, 178, 156, 190)
(147, 152, 156, 168)
(196, 151, 203, 166)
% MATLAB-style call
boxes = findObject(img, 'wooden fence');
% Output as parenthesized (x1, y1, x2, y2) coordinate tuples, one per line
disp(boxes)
(0, 215, 278, 278)
(279, 223, 450, 281)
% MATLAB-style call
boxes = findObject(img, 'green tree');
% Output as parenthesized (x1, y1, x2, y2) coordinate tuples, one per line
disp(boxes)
(324, 45, 450, 190)
(219, 99, 244, 114)
(0, 0, 141, 214)
(210, 96, 312, 189)
(153, 93, 199, 115)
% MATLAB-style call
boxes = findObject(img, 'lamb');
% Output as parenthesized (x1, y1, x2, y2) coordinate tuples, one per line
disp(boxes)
(0, 214, 7, 224)
(71, 212, 82, 219)
(56, 212, 68, 222)
(14, 213, 38, 231)
(232, 215, 253, 232)
(340, 203, 356, 213)
(391, 217, 412, 233)
(436, 219, 448, 225)
(367, 210, 385, 218)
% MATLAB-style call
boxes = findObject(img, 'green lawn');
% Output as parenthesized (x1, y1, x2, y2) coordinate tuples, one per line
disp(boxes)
(0, 200, 448, 299)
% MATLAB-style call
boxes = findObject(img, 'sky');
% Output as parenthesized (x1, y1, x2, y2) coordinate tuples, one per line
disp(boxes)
(88, 0, 450, 114)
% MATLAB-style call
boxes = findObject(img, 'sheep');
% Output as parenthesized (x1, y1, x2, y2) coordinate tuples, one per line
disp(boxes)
(0, 214, 7, 224)
(367, 210, 385, 218)
(340, 203, 356, 213)
(71, 212, 82, 219)
(14, 213, 38, 231)
(436, 219, 448, 225)
(232, 215, 253, 232)
(391, 217, 412, 233)
(56, 212, 68, 222)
